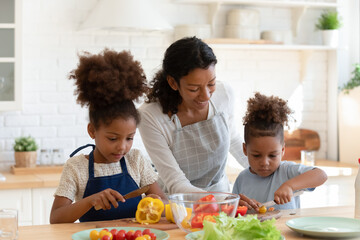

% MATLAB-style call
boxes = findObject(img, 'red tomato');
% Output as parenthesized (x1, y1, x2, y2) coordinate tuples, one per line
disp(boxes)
(236, 206, 248, 217)
(148, 232, 156, 240)
(193, 194, 219, 213)
(220, 204, 235, 215)
(125, 230, 134, 240)
(116, 231, 126, 240)
(119, 230, 126, 235)
(110, 229, 118, 238)
(142, 229, 151, 235)
(102, 235, 111, 240)
(133, 230, 142, 239)
(191, 212, 219, 228)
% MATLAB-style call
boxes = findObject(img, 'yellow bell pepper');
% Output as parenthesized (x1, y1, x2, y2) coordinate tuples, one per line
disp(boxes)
(135, 197, 164, 224)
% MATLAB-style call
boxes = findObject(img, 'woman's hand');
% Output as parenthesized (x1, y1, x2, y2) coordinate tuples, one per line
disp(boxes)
(238, 194, 261, 212)
(90, 188, 125, 210)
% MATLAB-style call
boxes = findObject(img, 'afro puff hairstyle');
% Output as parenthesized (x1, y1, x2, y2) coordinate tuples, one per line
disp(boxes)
(243, 92, 293, 145)
(69, 49, 148, 128)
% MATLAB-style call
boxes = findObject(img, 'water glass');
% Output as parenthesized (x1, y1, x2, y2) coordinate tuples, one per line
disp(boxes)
(0, 209, 18, 240)
(301, 150, 315, 166)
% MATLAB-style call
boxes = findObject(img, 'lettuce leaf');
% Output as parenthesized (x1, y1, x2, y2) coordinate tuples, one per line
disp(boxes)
(199, 212, 282, 240)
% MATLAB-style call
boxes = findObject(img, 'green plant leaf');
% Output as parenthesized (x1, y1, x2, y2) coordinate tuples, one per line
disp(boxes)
(13, 136, 38, 152)
(315, 10, 342, 30)
(340, 63, 360, 94)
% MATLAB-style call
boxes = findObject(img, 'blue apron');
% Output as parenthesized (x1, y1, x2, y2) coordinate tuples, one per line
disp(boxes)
(69, 144, 141, 222)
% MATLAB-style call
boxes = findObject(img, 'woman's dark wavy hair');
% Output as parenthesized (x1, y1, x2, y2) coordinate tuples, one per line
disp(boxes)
(69, 49, 148, 129)
(243, 92, 293, 145)
(146, 37, 217, 114)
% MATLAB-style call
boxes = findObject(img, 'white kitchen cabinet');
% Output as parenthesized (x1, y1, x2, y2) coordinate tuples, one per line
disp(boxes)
(0, 187, 56, 226)
(32, 188, 56, 225)
(0, 0, 22, 111)
(0, 188, 32, 226)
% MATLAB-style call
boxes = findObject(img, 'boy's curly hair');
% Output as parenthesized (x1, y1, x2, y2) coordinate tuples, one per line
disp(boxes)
(69, 49, 148, 128)
(243, 92, 293, 144)
(146, 37, 217, 114)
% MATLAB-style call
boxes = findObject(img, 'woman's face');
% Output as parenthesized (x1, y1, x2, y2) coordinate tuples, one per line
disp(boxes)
(243, 136, 285, 177)
(169, 64, 216, 111)
(88, 117, 137, 163)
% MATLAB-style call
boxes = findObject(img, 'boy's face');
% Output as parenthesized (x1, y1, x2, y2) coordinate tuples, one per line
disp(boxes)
(88, 117, 136, 163)
(243, 136, 285, 177)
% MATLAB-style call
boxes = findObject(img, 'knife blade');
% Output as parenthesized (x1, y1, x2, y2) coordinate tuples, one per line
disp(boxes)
(94, 185, 150, 210)
(261, 190, 305, 208)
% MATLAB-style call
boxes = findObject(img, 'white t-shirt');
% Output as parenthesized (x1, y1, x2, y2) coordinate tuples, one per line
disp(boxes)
(55, 148, 158, 202)
(138, 81, 248, 194)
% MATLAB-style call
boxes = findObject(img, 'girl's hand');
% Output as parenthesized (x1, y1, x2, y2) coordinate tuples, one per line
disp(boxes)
(238, 194, 261, 212)
(274, 184, 293, 205)
(90, 188, 125, 210)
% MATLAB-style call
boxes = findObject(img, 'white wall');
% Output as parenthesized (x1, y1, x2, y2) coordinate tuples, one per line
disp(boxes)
(0, 0, 335, 171)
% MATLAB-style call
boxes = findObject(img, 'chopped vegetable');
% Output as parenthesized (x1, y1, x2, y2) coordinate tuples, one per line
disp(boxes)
(193, 194, 219, 213)
(135, 197, 164, 224)
(235, 206, 248, 217)
(196, 213, 282, 240)
(191, 212, 219, 228)
(259, 205, 267, 214)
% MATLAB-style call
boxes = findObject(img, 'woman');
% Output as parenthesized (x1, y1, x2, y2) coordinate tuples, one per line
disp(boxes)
(139, 37, 256, 208)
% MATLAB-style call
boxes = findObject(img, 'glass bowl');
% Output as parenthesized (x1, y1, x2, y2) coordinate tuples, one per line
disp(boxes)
(168, 192, 240, 233)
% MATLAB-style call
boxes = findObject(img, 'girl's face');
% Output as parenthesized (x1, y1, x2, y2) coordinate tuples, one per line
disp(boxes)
(243, 136, 285, 177)
(168, 64, 216, 111)
(88, 117, 137, 163)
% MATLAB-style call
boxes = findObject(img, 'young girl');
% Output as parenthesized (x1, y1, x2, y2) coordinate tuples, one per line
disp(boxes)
(232, 92, 327, 210)
(50, 49, 166, 223)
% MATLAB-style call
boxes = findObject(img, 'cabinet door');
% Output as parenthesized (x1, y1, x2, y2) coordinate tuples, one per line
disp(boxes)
(0, 0, 22, 111)
(32, 188, 56, 225)
(0, 188, 32, 226)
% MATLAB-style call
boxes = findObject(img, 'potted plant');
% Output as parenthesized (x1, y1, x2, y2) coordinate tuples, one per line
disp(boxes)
(338, 64, 360, 165)
(13, 136, 38, 168)
(315, 10, 342, 47)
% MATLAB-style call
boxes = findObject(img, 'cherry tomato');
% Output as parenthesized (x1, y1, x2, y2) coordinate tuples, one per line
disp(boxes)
(236, 206, 248, 217)
(89, 230, 100, 240)
(133, 230, 142, 239)
(110, 229, 118, 237)
(259, 205, 267, 214)
(116, 230, 126, 240)
(142, 235, 151, 240)
(102, 236, 111, 240)
(125, 230, 134, 240)
(142, 229, 151, 236)
(100, 229, 109, 239)
(134, 237, 146, 240)
(148, 233, 156, 240)
(148, 232, 156, 240)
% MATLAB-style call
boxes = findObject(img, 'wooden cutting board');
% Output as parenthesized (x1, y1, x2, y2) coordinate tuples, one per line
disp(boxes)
(246, 210, 282, 221)
(95, 217, 178, 231)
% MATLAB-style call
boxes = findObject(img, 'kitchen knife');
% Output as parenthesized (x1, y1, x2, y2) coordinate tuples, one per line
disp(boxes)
(94, 185, 150, 210)
(261, 190, 305, 208)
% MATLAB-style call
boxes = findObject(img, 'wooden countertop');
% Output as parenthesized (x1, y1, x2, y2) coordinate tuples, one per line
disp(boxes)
(18, 205, 359, 240)
(0, 172, 61, 190)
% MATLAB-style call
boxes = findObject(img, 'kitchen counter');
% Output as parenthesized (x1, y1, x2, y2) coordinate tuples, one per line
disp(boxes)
(0, 172, 61, 190)
(18, 205, 359, 240)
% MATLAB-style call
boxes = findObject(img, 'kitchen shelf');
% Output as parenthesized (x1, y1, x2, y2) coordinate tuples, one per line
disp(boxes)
(174, 0, 339, 8)
(204, 39, 337, 50)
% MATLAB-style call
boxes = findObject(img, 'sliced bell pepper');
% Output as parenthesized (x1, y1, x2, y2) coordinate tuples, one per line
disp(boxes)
(190, 212, 219, 228)
(220, 204, 235, 215)
(193, 194, 219, 213)
(236, 206, 248, 217)
(135, 197, 164, 224)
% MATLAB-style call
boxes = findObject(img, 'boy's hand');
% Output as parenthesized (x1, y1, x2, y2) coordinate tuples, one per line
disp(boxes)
(238, 193, 261, 212)
(90, 188, 125, 210)
(274, 184, 293, 205)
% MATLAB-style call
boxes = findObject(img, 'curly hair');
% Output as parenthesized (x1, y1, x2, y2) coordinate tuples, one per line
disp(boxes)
(146, 37, 217, 114)
(243, 92, 293, 144)
(69, 49, 148, 128)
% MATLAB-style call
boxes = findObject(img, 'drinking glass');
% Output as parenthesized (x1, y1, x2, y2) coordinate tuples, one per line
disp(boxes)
(0, 209, 18, 240)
